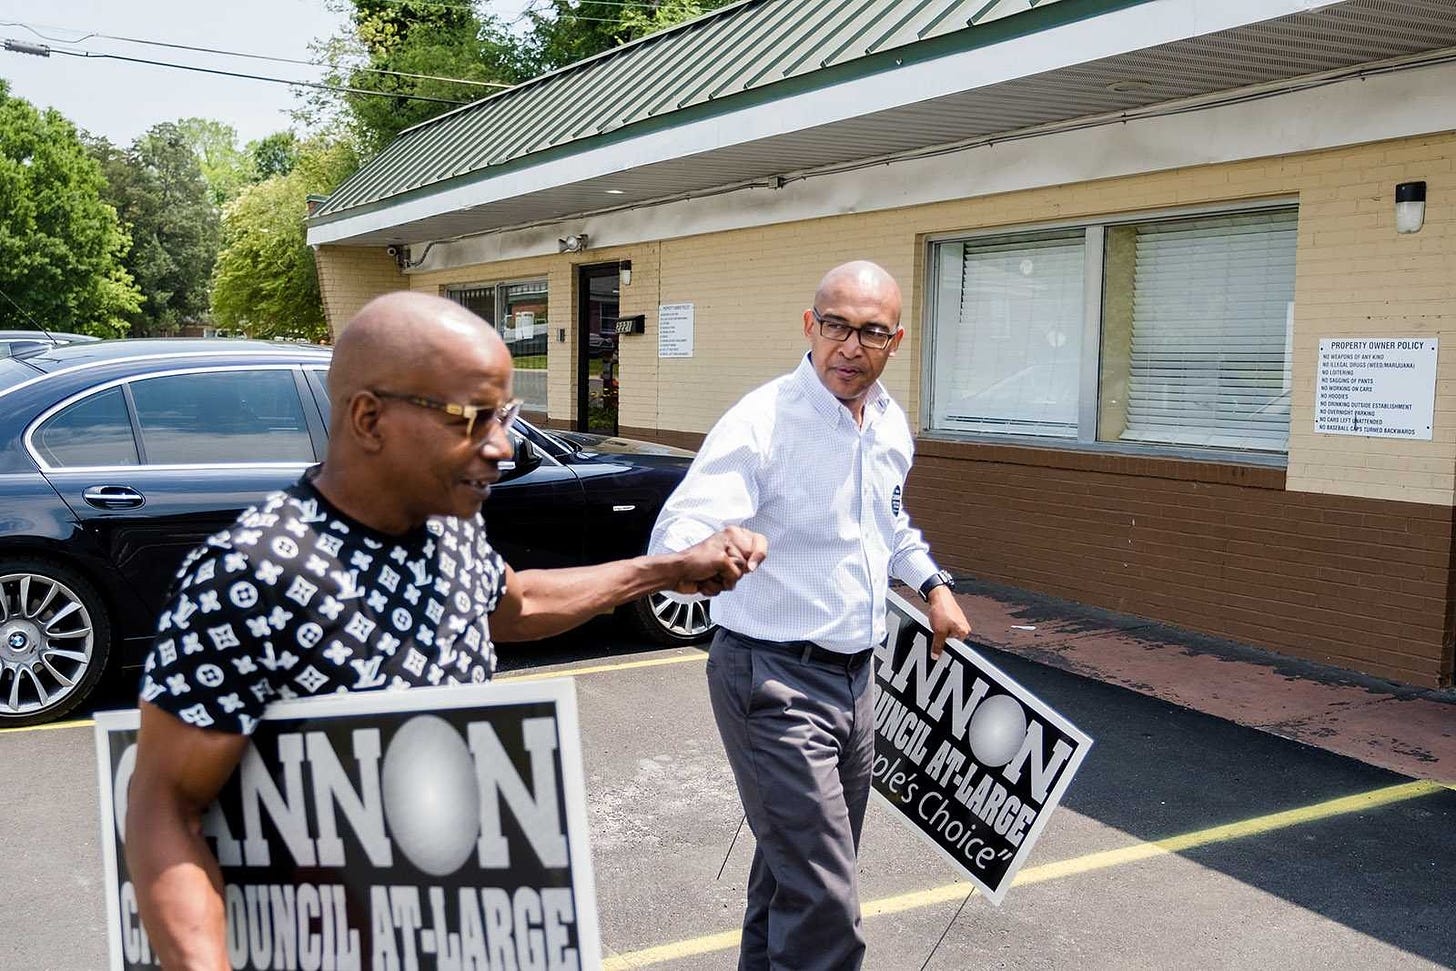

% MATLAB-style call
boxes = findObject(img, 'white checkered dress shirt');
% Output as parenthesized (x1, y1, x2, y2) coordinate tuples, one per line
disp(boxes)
(649, 353, 940, 654)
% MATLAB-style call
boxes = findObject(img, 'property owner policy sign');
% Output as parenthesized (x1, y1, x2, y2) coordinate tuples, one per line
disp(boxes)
(872, 592, 1092, 905)
(95, 680, 601, 970)
(1315, 337, 1438, 439)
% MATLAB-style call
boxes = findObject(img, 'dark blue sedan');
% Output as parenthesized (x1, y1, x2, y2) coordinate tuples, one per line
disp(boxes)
(0, 340, 712, 725)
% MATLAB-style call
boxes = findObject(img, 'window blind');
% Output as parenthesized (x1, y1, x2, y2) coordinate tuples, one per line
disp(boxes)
(1121, 211, 1297, 450)
(932, 234, 1085, 437)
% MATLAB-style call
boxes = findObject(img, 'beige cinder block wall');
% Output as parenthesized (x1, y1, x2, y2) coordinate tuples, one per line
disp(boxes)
(314, 245, 407, 340)
(641, 131, 1456, 507)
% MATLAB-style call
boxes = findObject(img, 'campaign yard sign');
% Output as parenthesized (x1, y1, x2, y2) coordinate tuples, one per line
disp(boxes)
(95, 679, 600, 970)
(872, 592, 1092, 905)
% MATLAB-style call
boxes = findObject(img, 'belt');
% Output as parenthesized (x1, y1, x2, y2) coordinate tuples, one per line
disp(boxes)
(725, 629, 874, 672)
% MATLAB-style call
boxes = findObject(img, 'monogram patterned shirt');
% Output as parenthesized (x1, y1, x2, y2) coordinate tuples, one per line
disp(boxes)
(139, 473, 508, 735)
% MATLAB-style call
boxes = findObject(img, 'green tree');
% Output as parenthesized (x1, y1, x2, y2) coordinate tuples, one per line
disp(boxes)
(0, 81, 139, 336)
(249, 131, 299, 179)
(176, 117, 253, 206)
(91, 123, 221, 336)
(304, 1, 528, 156)
(524, 0, 736, 72)
(211, 137, 361, 341)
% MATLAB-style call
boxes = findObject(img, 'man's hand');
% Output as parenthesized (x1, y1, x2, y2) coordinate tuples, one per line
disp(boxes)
(927, 584, 971, 659)
(673, 525, 768, 595)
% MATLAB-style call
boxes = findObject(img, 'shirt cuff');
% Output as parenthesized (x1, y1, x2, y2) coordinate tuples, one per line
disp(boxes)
(648, 520, 715, 556)
(892, 550, 940, 596)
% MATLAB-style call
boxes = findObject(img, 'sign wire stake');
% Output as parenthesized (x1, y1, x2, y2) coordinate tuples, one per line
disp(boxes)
(717, 814, 747, 879)
(918, 888, 973, 970)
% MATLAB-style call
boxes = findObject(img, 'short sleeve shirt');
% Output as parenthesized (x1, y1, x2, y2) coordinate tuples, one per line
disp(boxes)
(139, 473, 508, 735)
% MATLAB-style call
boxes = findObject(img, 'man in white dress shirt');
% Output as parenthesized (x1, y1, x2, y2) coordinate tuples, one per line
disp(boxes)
(649, 261, 972, 970)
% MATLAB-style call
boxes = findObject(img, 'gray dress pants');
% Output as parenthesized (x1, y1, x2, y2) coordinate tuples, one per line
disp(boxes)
(707, 628, 876, 971)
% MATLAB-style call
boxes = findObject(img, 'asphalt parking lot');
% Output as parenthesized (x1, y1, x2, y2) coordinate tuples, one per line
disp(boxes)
(3, 621, 1453, 970)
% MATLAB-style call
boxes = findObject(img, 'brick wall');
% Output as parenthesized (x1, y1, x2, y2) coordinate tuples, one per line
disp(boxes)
(313, 246, 407, 339)
(908, 440, 1454, 688)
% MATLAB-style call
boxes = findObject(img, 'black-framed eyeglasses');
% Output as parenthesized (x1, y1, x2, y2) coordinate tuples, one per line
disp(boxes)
(812, 309, 899, 350)
(370, 390, 523, 440)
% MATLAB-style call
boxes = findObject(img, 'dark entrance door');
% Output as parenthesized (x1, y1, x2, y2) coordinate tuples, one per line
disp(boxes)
(576, 263, 620, 434)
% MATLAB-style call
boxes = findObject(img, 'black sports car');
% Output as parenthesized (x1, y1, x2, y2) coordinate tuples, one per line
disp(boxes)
(0, 339, 711, 726)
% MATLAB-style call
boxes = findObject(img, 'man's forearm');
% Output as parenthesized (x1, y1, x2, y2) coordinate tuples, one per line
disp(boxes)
(498, 553, 686, 641)
(127, 798, 230, 969)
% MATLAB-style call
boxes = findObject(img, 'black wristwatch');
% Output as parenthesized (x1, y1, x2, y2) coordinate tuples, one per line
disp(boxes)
(919, 570, 955, 602)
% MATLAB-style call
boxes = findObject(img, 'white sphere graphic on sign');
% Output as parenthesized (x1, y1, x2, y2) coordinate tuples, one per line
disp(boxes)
(381, 716, 481, 876)
(967, 695, 1027, 767)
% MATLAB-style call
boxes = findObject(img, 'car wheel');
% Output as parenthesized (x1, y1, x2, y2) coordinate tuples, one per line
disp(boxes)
(0, 559, 111, 727)
(625, 592, 716, 646)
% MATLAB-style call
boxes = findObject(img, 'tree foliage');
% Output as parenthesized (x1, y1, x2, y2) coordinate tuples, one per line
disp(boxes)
(89, 123, 221, 336)
(302, 1, 736, 156)
(211, 138, 362, 341)
(0, 81, 140, 337)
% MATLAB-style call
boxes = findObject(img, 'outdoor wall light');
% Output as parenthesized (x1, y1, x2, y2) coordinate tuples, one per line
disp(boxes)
(1395, 181, 1426, 234)
(558, 233, 590, 253)
(620, 260, 632, 287)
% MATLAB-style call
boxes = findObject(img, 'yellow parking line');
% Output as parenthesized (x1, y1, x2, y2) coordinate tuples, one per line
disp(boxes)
(602, 779, 1447, 969)
(0, 717, 95, 735)
(499, 652, 707, 684)
(0, 653, 706, 735)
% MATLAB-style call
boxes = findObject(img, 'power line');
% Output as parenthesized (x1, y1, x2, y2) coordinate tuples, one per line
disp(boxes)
(2, 42, 473, 106)
(0, 20, 512, 89)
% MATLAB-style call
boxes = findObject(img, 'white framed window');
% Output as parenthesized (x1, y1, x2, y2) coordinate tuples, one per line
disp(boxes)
(926, 204, 1297, 458)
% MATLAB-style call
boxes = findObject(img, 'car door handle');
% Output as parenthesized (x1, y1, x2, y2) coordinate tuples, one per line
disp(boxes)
(82, 485, 145, 509)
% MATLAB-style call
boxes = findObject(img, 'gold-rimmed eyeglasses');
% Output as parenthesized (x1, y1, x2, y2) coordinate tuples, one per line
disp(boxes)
(370, 390, 523, 440)
(812, 309, 899, 350)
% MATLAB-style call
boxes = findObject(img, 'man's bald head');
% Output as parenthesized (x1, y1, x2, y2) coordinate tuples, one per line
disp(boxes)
(330, 291, 508, 409)
(813, 261, 902, 326)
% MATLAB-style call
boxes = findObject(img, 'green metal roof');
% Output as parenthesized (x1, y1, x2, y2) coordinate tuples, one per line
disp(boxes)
(312, 0, 1138, 222)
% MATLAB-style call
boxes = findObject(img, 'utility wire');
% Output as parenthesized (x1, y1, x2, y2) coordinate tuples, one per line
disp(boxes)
(1, 42, 472, 106)
(0, 21, 512, 89)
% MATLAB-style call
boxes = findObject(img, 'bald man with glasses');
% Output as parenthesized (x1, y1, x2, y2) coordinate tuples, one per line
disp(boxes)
(125, 291, 767, 969)
(651, 261, 971, 970)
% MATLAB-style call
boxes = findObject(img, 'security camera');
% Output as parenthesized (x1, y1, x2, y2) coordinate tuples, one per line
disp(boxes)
(386, 245, 401, 258)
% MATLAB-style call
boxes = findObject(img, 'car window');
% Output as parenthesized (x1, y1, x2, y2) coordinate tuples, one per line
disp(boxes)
(306, 367, 330, 423)
(33, 386, 140, 467)
(130, 369, 314, 465)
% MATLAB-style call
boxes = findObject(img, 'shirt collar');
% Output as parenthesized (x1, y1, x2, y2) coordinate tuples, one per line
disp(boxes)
(795, 352, 891, 428)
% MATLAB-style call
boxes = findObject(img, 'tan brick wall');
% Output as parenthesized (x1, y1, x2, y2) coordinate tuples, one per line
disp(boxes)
(314, 245, 407, 339)
(318, 134, 1455, 505)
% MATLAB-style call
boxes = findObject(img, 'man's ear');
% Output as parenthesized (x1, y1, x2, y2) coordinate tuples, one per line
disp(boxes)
(348, 391, 387, 453)
(802, 308, 816, 340)
(887, 327, 905, 357)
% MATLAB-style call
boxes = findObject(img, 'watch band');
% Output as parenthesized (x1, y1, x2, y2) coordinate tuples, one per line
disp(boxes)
(919, 570, 954, 601)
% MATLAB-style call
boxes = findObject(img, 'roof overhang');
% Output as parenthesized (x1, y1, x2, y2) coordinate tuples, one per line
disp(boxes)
(307, 0, 1456, 249)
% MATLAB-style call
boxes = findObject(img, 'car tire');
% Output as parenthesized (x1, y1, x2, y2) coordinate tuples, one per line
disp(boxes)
(624, 592, 716, 647)
(0, 558, 112, 727)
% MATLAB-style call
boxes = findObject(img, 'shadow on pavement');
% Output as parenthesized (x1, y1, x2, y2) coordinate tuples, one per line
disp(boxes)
(982, 645, 1455, 965)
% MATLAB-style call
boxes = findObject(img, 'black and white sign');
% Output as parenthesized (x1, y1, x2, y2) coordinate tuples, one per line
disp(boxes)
(1315, 338, 1438, 439)
(657, 303, 693, 359)
(95, 680, 600, 970)
(872, 592, 1092, 905)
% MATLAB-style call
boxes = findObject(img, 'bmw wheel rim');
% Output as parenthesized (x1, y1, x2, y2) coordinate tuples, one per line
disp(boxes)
(646, 593, 713, 639)
(0, 573, 94, 717)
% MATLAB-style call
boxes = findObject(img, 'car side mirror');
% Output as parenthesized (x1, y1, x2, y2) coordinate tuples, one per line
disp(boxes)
(497, 435, 540, 482)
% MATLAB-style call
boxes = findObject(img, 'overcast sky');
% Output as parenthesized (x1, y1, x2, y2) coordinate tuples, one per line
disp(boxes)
(0, 0, 532, 146)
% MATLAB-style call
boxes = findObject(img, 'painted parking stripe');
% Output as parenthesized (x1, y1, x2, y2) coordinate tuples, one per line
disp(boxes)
(0, 653, 708, 734)
(601, 779, 1449, 969)
(0, 717, 95, 735)
(499, 651, 708, 683)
